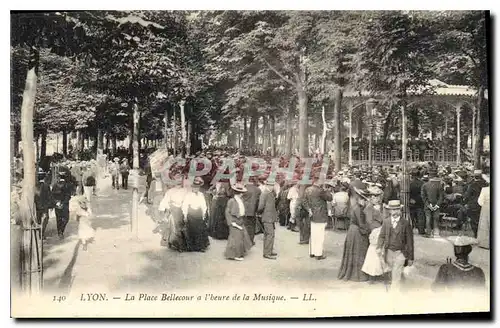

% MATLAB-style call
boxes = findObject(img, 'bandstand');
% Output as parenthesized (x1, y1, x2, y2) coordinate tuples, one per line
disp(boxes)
(343, 79, 488, 221)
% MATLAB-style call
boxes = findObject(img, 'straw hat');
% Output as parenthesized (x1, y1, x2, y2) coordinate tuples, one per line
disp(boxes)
(384, 200, 403, 210)
(447, 235, 478, 247)
(231, 183, 247, 193)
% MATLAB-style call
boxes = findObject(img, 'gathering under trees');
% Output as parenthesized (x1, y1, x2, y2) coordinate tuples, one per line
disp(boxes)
(11, 11, 490, 294)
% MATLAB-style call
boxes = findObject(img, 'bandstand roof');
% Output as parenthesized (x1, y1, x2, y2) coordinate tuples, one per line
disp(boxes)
(343, 79, 488, 100)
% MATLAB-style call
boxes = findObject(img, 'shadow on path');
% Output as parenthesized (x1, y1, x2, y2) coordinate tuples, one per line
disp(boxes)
(58, 240, 81, 293)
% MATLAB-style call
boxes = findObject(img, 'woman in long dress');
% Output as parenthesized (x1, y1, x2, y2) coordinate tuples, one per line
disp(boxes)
(361, 185, 390, 282)
(224, 183, 253, 261)
(182, 177, 210, 252)
(477, 174, 490, 249)
(158, 173, 188, 252)
(338, 183, 370, 282)
(208, 182, 230, 239)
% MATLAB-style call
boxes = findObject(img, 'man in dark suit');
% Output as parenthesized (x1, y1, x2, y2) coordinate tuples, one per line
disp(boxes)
(377, 200, 414, 291)
(421, 169, 444, 238)
(51, 171, 73, 239)
(304, 176, 333, 260)
(35, 168, 53, 239)
(463, 170, 488, 237)
(242, 177, 261, 245)
(409, 170, 425, 235)
(257, 179, 278, 259)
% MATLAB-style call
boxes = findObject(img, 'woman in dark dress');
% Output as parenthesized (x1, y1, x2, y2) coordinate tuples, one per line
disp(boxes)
(182, 177, 210, 252)
(224, 183, 253, 261)
(208, 182, 230, 239)
(338, 183, 371, 282)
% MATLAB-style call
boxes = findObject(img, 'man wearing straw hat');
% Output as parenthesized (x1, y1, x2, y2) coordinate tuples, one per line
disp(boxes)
(257, 178, 278, 260)
(432, 236, 485, 291)
(377, 200, 414, 291)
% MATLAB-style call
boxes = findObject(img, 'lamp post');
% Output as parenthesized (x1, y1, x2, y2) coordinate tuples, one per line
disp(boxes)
(366, 98, 377, 168)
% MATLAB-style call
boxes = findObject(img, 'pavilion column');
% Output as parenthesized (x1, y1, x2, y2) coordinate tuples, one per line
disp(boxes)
(456, 103, 462, 165)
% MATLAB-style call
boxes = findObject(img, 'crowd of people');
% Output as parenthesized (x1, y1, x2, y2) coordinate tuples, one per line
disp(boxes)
(11, 145, 489, 292)
(134, 148, 489, 292)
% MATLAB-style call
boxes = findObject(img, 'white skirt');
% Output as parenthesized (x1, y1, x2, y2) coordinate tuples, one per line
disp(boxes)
(362, 227, 390, 276)
(78, 216, 95, 242)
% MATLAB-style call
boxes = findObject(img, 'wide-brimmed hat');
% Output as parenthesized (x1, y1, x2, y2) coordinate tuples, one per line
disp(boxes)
(231, 183, 247, 193)
(114, 157, 120, 162)
(384, 200, 403, 210)
(447, 235, 478, 247)
(352, 184, 369, 199)
(473, 169, 482, 176)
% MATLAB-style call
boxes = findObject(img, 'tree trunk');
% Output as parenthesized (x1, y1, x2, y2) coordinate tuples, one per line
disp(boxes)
(10, 122, 16, 184)
(92, 130, 98, 154)
(474, 86, 485, 169)
(111, 135, 117, 157)
(409, 107, 419, 138)
(382, 110, 393, 140)
(19, 46, 42, 295)
(243, 116, 248, 149)
(164, 106, 169, 149)
(131, 101, 140, 238)
(97, 129, 104, 153)
(357, 110, 364, 139)
(297, 83, 308, 158)
(270, 115, 276, 156)
(334, 89, 343, 171)
(40, 130, 47, 160)
(285, 108, 293, 157)
(262, 117, 268, 153)
(320, 106, 327, 154)
(180, 99, 187, 145)
(187, 119, 192, 156)
(62, 129, 67, 157)
(249, 114, 257, 147)
(35, 134, 40, 163)
(172, 105, 177, 155)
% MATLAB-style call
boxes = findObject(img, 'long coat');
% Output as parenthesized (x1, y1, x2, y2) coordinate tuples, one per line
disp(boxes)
(257, 189, 277, 223)
(242, 184, 261, 217)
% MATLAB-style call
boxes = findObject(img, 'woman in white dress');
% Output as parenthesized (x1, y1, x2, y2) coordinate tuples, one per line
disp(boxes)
(74, 196, 95, 251)
(477, 174, 490, 249)
(361, 185, 390, 282)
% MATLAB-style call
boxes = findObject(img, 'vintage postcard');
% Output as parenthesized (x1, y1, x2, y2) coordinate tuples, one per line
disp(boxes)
(10, 9, 490, 318)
